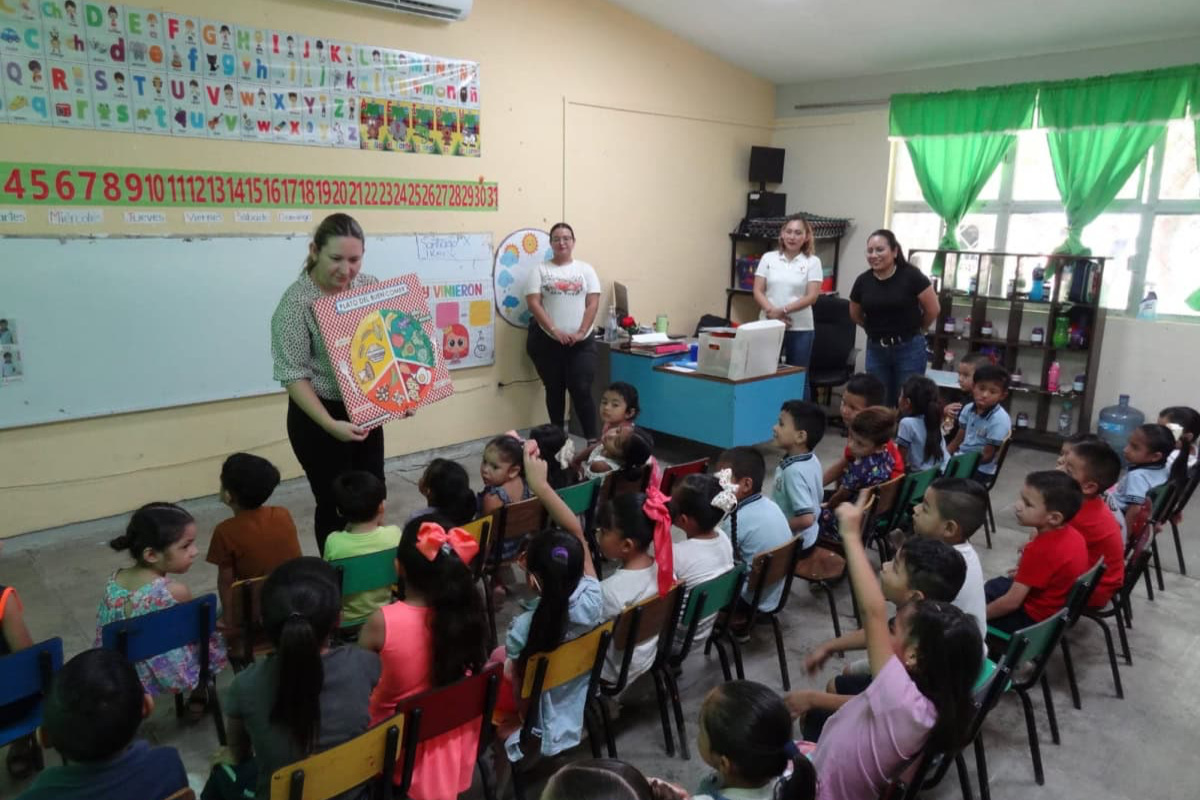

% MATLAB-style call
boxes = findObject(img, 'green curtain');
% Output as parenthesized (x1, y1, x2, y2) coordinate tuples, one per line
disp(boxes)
(1040, 69, 1191, 255)
(891, 86, 1036, 274)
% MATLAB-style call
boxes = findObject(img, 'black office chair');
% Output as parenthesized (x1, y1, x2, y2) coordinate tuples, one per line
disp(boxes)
(808, 294, 858, 412)
(693, 313, 730, 336)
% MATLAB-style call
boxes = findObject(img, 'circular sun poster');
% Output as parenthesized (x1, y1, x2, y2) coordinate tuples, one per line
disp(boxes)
(493, 228, 552, 327)
(349, 308, 437, 416)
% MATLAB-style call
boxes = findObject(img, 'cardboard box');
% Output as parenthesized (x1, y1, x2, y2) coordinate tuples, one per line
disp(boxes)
(696, 320, 785, 380)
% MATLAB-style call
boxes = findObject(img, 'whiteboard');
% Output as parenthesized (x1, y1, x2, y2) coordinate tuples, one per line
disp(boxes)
(0, 233, 493, 429)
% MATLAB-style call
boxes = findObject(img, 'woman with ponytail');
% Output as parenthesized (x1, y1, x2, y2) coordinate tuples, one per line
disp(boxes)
(209, 557, 380, 800)
(897, 375, 947, 473)
(360, 514, 488, 799)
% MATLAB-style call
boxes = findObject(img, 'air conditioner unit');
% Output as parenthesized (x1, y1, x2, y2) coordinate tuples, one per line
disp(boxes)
(331, 0, 472, 23)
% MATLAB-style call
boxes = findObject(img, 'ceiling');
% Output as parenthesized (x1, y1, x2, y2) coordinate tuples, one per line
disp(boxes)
(605, 0, 1200, 84)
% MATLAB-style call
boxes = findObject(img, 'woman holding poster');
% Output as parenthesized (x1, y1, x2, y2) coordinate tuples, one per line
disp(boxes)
(524, 222, 602, 440)
(271, 213, 387, 553)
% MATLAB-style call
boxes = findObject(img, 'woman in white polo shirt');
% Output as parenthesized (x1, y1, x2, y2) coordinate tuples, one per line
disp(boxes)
(524, 222, 602, 439)
(752, 214, 824, 375)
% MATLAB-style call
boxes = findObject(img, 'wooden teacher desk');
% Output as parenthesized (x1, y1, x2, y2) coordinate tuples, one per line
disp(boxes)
(609, 348, 806, 449)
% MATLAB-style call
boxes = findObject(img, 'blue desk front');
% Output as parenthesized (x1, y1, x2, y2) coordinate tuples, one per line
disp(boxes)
(609, 350, 806, 449)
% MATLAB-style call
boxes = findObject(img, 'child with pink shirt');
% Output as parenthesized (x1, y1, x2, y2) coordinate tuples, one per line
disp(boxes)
(792, 496, 982, 800)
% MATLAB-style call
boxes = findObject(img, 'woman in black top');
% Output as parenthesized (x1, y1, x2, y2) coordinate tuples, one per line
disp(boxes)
(849, 229, 940, 406)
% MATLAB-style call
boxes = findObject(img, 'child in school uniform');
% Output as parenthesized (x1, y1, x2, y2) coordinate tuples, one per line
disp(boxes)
(941, 352, 991, 442)
(669, 474, 737, 644)
(1058, 440, 1125, 608)
(896, 375, 947, 473)
(1159, 406, 1200, 472)
(771, 400, 826, 553)
(911, 478, 988, 640)
(1108, 423, 1174, 541)
(715, 447, 792, 613)
(947, 364, 1011, 480)
(322, 471, 402, 628)
(819, 407, 898, 540)
(821, 373, 904, 488)
(596, 491, 674, 684)
(206, 453, 302, 617)
(985, 471, 1089, 635)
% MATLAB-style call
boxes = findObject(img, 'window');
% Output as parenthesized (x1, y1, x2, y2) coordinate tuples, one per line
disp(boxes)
(889, 119, 1200, 318)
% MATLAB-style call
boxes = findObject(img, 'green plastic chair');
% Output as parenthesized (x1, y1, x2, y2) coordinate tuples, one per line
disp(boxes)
(982, 608, 1070, 787)
(659, 564, 748, 759)
(330, 548, 398, 635)
(557, 478, 603, 565)
(873, 466, 940, 559)
(944, 451, 981, 479)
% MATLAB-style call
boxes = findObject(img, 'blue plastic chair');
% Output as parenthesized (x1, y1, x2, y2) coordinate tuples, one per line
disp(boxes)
(99, 593, 227, 745)
(0, 636, 63, 772)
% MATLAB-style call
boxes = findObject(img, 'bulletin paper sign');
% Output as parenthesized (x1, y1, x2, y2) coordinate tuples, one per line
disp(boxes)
(0, 2, 480, 155)
(0, 161, 499, 210)
(313, 274, 454, 430)
(493, 228, 552, 327)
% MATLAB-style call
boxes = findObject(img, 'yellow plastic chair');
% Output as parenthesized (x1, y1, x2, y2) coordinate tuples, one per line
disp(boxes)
(459, 513, 494, 584)
(268, 714, 405, 800)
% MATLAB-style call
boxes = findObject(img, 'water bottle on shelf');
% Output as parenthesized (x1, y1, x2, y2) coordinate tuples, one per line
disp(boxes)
(1098, 394, 1145, 462)
(606, 305, 619, 342)
(1138, 284, 1158, 320)
(1047, 361, 1060, 393)
(1058, 400, 1073, 435)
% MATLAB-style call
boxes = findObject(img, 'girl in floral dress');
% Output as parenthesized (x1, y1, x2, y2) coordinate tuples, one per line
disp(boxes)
(820, 407, 898, 541)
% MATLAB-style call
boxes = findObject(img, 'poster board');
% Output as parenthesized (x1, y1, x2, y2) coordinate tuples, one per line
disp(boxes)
(493, 227, 551, 327)
(0, 232, 492, 429)
(313, 274, 454, 429)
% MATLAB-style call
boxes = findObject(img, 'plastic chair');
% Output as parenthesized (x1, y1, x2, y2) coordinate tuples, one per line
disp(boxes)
(795, 491, 881, 638)
(459, 513, 494, 585)
(512, 621, 615, 800)
(943, 451, 981, 479)
(663, 565, 748, 759)
(1144, 482, 1177, 592)
(601, 463, 653, 502)
(483, 495, 548, 647)
(1082, 520, 1158, 700)
(557, 478, 603, 568)
(267, 714, 404, 800)
(0, 636, 63, 774)
(658, 458, 710, 495)
(1054, 559, 1105, 710)
(394, 662, 502, 800)
(226, 576, 269, 670)
(595, 586, 684, 758)
(968, 435, 1011, 548)
(330, 548, 399, 637)
(100, 594, 227, 745)
(740, 535, 806, 689)
(872, 469, 938, 560)
(983, 609, 1070, 786)
(1162, 461, 1199, 576)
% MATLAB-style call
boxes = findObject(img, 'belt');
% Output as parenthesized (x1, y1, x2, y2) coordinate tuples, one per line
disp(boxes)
(869, 333, 919, 348)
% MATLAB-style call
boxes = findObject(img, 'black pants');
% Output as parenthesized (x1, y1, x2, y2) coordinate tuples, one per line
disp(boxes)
(984, 576, 1036, 634)
(287, 396, 385, 554)
(525, 324, 599, 440)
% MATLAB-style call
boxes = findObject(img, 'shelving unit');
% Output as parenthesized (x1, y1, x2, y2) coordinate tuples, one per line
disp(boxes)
(912, 249, 1107, 452)
(725, 213, 850, 320)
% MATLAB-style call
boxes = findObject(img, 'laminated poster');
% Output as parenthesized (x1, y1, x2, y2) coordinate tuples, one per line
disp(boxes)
(312, 275, 453, 430)
(0, 317, 22, 385)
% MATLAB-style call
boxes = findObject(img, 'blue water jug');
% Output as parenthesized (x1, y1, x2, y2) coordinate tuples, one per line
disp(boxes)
(1097, 394, 1144, 463)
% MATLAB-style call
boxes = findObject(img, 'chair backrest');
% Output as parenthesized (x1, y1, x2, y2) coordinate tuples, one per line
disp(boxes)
(1148, 482, 1177, 526)
(944, 451, 981, 479)
(491, 495, 548, 567)
(1007, 609, 1070, 691)
(459, 514, 493, 581)
(1126, 497, 1154, 546)
(675, 564, 748, 658)
(608, 586, 684, 689)
(1170, 461, 1200, 516)
(0, 636, 62, 710)
(659, 458, 710, 495)
(864, 476, 904, 536)
(809, 295, 855, 373)
(602, 463, 653, 501)
(981, 435, 1013, 487)
(100, 594, 218, 666)
(520, 620, 615, 699)
(888, 467, 939, 531)
(394, 662, 502, 796)
(746, 535, 804, 613)
(1063, 559, 1105, 624)
(330, 548, 398, 596)
(227, 576, 269, 664)
(556, 479, 602, 516)
(268, 716, 404, 800)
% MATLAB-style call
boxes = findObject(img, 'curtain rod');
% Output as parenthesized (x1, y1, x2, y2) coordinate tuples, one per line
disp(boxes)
(792, 98, 889, 111)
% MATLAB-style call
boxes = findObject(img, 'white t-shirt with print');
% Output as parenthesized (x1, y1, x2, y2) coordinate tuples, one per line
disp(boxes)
(600, 566, 659, 684)
(755, 251, 823, 330)
(523, 259, 602, 336)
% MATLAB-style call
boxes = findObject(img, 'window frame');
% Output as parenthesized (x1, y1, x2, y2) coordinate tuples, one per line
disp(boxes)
(886, 124, 1200, 321)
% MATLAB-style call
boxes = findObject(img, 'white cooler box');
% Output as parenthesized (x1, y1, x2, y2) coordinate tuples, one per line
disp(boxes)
(696, 320, 785, 380)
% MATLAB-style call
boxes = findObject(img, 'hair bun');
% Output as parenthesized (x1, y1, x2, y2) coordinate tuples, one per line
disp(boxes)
(109, 534, 130, 551)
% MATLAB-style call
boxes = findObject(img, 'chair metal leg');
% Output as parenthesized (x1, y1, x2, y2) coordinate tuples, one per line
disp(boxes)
(983, 496, 994, 549)
(665, 670, 691, 760)
(954, 752, 974, 800)
(584, 702, 603, 758)
(1115, 607, 1132, 665)
(1095, 615, 1124, 699)
(1151, 537, 1165, 591)
(484, 576, 498, 650)
(974, 735, 991, 800)
(712, 638, 733, 681)
(770, 615, 791, 691)
(731, 635, 745, 680)
(477, 753, 497, 800)
(1059, 635, 1082, 710)
(174, 692, 185, 718)
(651, 670, 675, 757)
(511, 758, 528, 800)
(595, 696, 617, 758)
(208, 678, 228, 746)
(1170, 520, 1187, 575)
(1040, 674, 1060, 745)
(1016, 689, 1045, 785)
(819, 582, 842, 638)
(1142, 565, 1155, 602)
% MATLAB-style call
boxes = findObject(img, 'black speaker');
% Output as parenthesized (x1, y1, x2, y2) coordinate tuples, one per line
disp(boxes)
(746, 191, 786, 220)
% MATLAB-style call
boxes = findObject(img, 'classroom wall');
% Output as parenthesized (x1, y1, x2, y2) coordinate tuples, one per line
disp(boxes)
(770, 36, 1200, 424)
(0, 0, 774, 537)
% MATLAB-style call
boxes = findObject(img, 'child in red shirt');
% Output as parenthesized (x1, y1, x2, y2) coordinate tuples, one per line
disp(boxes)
(985, 470, 1089, 634)
(1059, 440, 1125, 608)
